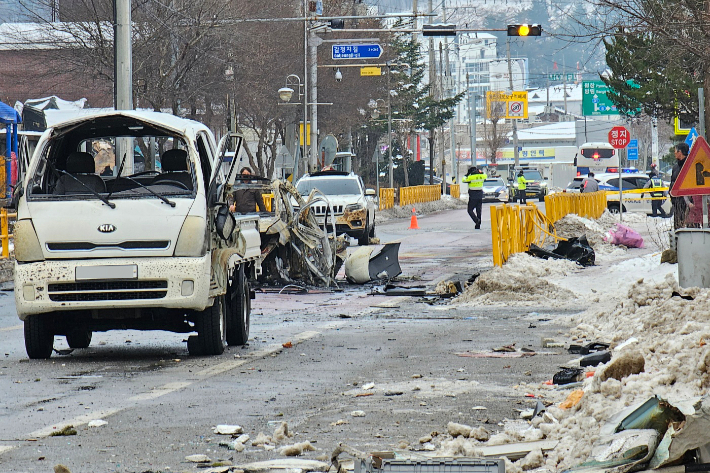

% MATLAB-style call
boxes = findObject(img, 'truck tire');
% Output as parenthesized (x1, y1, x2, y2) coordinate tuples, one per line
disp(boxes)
(190, 297, 225, 356)
(226, 265, 250, 346)
(25, 314, 54, 359)
(539, 192, 546, 202)
(66, 330, 92, 349)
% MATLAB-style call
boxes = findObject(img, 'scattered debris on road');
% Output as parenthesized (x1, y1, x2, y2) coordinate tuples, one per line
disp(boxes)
(344, 243, 402, 284)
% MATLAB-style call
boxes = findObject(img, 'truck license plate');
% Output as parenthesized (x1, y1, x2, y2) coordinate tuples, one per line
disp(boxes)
(76, 265, 138, 281)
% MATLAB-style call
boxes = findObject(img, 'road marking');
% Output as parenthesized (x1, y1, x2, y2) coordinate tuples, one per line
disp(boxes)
(28, 407, 123, 438)
(0, 325, 22, 332)
(4, 326, 345, 458)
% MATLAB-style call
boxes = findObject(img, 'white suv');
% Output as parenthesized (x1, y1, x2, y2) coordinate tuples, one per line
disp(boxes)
(295, 171, 376, 245)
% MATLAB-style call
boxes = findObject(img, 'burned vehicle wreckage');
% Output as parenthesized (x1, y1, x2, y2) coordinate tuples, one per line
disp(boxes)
(231, 175, 346, 287)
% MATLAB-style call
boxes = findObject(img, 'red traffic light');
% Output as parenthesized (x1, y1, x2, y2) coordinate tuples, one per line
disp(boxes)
(507, 24, 542, 36)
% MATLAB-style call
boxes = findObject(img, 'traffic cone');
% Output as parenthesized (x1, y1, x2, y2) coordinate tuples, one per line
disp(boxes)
(409, 207, 420, 229)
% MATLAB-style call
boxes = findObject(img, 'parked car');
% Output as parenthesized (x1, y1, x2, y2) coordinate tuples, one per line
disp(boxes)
(565, 172, 672, 215)
(423, 174, 452, 195)
(294, 170, 376, 245)
(482, 178, 510, 203)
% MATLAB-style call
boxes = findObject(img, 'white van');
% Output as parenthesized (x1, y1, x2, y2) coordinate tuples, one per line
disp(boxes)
(14, 111, 262, 358)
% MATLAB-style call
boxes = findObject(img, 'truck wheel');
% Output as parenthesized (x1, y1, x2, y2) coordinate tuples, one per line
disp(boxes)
(226, 265, 250, 346)
(539, 193, 545, 202)
(357, 218, 370, 246)
(25, 314, 54, 359)
(66, 330, 92, 349)
(190, 297, 225, 356)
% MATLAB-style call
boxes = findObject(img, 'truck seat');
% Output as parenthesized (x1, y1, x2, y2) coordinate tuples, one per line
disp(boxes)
(53, 152, 107, 195)
(153, 149, 193, 189)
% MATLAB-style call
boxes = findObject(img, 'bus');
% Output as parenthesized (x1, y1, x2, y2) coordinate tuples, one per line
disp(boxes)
(574, 142, 619, 176)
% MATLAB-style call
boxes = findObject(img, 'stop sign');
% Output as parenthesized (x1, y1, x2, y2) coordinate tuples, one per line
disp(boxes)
(608, 126, 631, 149)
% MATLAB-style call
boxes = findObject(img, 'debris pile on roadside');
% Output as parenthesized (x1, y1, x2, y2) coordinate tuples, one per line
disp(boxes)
(452, 253, 580, 307)
(409, 274, 710, 473)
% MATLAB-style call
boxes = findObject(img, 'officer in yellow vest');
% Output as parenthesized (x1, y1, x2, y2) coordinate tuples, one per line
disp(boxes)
(516, 170, 529, 205)
(462, 166, 487, 229)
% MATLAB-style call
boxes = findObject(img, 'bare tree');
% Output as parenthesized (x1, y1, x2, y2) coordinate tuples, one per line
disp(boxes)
(483, 95, 508, 165)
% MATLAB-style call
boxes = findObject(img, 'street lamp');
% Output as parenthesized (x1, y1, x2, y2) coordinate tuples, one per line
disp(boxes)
(278, 74, 306, 180)
(368, 98, 391, 199)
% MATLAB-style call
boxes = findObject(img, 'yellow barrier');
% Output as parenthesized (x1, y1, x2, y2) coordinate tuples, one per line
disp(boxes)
(544, 191, 607, 224)
(491, 203, 565, 267)
(379, 188, 395, 210)
(399, 185, 441, 207)
(450, 184, 460, 199)
(1, 208, 16, 259)
(262, 193, 273, 212)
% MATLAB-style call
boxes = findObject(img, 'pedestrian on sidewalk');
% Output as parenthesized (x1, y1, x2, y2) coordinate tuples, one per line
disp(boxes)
(462, 166, 487, 229)
(671, 143, 689, 229)
(581, 172, 599, 193)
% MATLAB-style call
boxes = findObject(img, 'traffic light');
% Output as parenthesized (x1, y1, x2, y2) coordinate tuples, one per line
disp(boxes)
(507, 24, 542, 36)
(329, 19, 345, 29)
(422, 24, 457, 36)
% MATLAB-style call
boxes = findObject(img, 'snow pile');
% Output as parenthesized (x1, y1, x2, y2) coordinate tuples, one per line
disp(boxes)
(433, 274, 710, 472)
(453, 253, 580, 307)
(553, 212, 627, 260)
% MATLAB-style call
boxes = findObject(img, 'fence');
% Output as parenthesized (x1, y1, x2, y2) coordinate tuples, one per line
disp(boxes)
(379, 188, 395, 210)
(490, 203, 565, 267)
(1, 208, 15, 258)
(544, 191, 607, 224)
(450, 184, 460, 199)
(399, 185, 441, 207)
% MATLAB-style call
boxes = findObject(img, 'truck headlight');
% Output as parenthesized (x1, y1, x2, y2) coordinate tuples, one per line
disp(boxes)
(540, 181, 548, 187)
(174, 216, 207, 257)
(15, 219, 44, 262)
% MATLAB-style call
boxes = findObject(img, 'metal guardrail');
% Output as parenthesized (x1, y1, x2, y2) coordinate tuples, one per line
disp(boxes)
(491, 203, 565, 267)
(399, 185, 441, 207)
(379, 188, 395, 210)
(544, 191, 607, 224)
(1, 208, 16, 259)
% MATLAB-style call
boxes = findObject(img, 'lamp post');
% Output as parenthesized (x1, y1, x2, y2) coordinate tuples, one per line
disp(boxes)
(369, 98, 389, 200)
(278, 74, 306, 180)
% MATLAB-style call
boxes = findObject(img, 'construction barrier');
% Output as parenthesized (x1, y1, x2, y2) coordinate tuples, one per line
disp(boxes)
(491, 203, 565, 267)
(379, 188, 395, 210)
(1, 208, 15, 259)
(544, 191, 607, 224)
(450, 184, 460, 199)
(399, 185, 441, 207)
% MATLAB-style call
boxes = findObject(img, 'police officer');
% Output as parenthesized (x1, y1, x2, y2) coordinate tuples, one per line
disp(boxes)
(462, 166, 487, 229)
(643, 168, 668, 218)
(517, 170, 528, 204)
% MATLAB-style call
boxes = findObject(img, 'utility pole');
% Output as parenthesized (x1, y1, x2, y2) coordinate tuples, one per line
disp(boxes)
(443, 0, 456, 189)
(114, 0, 133, 171)
(309, 29, 318, 171)
(563, 59, 568, 115)
(302, 0, 309, 179)
(506, 37, 519, 167)
(467, 72, 476, 170)
(388, 66, 394, 188)
(428, 0, 435, 185)
(438, 43, 446, 187)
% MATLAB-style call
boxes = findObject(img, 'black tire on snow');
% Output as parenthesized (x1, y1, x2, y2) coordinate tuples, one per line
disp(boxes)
(24, 314, 54, 359)
(66, 330, 92, 349)
(189, 297, 225, 356)
(226, 264, 250, 346)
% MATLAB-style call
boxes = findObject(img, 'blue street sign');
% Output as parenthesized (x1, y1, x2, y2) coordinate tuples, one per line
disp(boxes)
(332, 44, 383, 60)
(627, 139, 638, 161)
(686, 127, 699, 149)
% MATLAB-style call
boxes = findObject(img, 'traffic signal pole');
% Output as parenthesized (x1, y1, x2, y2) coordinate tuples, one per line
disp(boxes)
(506, 37, 519, 167)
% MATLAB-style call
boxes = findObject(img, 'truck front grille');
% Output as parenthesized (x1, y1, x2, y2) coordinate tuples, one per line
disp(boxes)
(48, 280, 168, 302)
(46, 241, 170, 251)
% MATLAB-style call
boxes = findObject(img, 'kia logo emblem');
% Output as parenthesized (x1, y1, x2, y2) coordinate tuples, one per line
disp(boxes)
(98, 224, 116, 233)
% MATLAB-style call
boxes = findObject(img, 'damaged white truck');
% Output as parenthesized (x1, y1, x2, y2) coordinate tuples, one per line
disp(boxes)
(13, 111, 261, 358)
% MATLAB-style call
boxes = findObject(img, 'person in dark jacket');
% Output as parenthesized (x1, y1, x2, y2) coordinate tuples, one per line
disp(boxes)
(670, 143, 689, 229)
(230, 167, 266, 214)
(462, 166, 487, 229)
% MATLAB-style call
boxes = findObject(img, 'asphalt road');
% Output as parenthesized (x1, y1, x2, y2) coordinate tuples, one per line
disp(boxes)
(0, 201, 580, 473)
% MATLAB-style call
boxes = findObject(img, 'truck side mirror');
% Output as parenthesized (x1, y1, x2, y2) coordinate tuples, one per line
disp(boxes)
(573, 157, 577, 166)
(214, 204, 236, 240)
(365, 189, 376, 197)
(10, 184, 23, 210)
